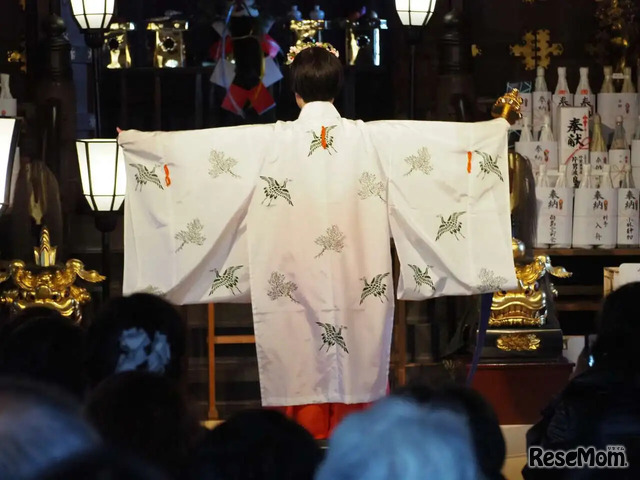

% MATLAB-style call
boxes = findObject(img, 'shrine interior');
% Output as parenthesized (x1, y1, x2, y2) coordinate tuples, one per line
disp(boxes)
(1, 1, 640, 479)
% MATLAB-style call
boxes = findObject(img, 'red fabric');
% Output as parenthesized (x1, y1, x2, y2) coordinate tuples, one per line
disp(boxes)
(211, 34, 279, 61)
(221, 83, 275, 115)
(271, 403, 371, 440)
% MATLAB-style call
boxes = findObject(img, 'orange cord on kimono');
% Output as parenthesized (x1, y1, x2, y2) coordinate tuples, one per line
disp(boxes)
(467, 151, 472, 173)
(321, 126, 328, 150)
(164, 165, 171, 187)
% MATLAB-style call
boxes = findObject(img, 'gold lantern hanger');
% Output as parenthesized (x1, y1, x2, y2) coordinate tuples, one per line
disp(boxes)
(0, 226, 105, 322)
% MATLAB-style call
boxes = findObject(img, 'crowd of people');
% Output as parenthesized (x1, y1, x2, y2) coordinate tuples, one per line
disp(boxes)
(1, 285, 640, 479)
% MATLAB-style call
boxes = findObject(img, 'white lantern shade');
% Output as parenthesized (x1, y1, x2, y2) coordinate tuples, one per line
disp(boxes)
(70, 0, 115, 30)
(395, 0, 438, 27)
(0, 118, 19, 214)
(76, 139, 126, 211)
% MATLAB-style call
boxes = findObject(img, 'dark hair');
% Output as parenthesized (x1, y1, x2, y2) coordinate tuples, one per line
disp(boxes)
(0, 378, 101, 479)
(86, 294, 186, 386)
(591, 282, 640, 371)
(290, 46, 343, 102)
(85, 371, 198, 478)
(0, 307, 87, 398)
(190, 409, 322, 480)
(35, 448, 169, 480)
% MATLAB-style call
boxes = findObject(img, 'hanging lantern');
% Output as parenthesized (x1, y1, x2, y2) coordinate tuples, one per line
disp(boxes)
(0, 117, 19, 214)
(76, 139, 126, 212)
(69, 0, 115, 31)
(395, 0, 438, 27)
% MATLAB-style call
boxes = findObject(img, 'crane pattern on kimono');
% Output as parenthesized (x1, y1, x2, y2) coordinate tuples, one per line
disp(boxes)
(130, 163, 164, 191)
(359, 273, 390, 304)
(408, 264, 435, 292)
(260, 176, 293, 206)
(435, 211, 466, 241)
(474, 151, 504, 182)
(316, 322, 349, 354)
(308, 125, 337, 156)
(209, 265, 243, 296)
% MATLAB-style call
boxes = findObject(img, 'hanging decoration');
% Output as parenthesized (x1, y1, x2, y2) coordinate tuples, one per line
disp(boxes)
(210, 0, 282, 117)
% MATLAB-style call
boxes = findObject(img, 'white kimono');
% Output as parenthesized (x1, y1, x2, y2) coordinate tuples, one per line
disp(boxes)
(119, 102, 516, 406)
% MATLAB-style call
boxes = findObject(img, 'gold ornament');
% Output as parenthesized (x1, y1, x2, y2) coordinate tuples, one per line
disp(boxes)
(489, 239, 571, 328)
(290, 19, 327, 47)
(496, 333, 541, 352)
(0, 227, 105, 322)
(510, 30, 563, 70)
(491, 89, 523, 126)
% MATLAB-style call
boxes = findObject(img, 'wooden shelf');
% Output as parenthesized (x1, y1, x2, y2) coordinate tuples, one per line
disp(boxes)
(535, 248, 640, 256)
(555, 300, 601, 312)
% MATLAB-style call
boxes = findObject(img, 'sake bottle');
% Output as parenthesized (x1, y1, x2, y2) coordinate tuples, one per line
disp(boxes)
(539, 114, 555, 141)
(573, 163, 593, 249)
(600, 66, 615, 93)
(520, 115, 533, 142)
(590, 113, 607, 187)
(309, 5, 325, 20)
(598, 164, 616, 249)
(575, 67, 595, 115)
(554, 67, 571, 98)
(288, 5, 303, 21)
(610, 116, 629, 188)
(535, 164, 550, 248)
(0, 73, 17, 117)
(631, 116, 640, 190)
(534, 66, 551, 137)
(622, 66, 636, 93)
(552, 164, 571, 248)
(553, 67, 573, 139)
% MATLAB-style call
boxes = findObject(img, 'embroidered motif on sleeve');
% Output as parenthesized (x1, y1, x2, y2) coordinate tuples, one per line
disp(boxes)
(477, 268, 508, 293)
(209, 265, 243, 295)
(404, 147, 433, 176)
(208, 150, 240, 178)
(408, 264, 435, 292)
(260, 176, 293, 206)
(175, 218, 206, 252)
(308, 125, 337, 156)
(474, 151, 504, 182)
(130, 163, 164, 191)
(359, 272, 390, 304)
(316, 322, 349, 353)
(314, 225, 346, 258)
(267, 272, 300, 303)
(357, 172, 386, 202)
(435, 211, 466, 241)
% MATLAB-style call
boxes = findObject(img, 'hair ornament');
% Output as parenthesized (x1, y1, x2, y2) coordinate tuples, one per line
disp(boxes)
(115, 328, 171, 374)
(286, 42, 339, 65)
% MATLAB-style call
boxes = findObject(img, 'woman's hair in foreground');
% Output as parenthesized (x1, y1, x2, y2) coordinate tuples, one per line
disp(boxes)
(290, 46, 343, 103)
(0, 378, 101, 479)
(189, 408, 322, 480)
(86, 293, 186, 386)
(85, 371, 197, 478)
(0, 307, 87, 398)
(315, 396, 479, 480)
(591, 281, 640, 370)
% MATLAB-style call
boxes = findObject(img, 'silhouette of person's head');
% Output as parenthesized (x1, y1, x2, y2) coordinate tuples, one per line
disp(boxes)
(190, 409, 322, 480)
(0, 307, 87, 397)
(592, 282, 640, 371)
(85, 371, 198, 478)
(0, 378, 101, 479)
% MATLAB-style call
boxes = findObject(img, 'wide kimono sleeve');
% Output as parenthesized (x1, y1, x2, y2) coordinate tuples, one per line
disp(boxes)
(367, 118, 518, 300)
(118, 125, 274, 305)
